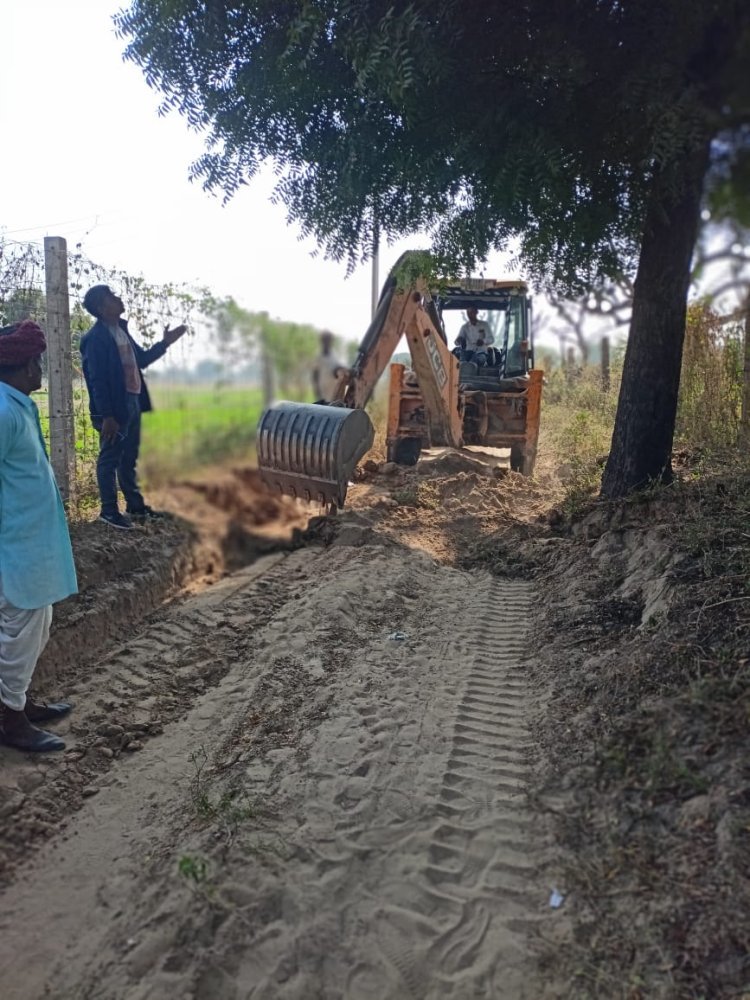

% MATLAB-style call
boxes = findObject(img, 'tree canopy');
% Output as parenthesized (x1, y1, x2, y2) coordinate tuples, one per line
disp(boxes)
(116, 0, 750, 494)
(116, 2, 748, 280)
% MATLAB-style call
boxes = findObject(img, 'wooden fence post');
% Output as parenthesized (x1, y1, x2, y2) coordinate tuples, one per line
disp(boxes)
(44, 236, 76, 503)
(601, 336, 611, 392)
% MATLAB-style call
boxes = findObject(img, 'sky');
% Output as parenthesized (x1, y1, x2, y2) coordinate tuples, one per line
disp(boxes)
(4, 1, 746, 374)
(0, 0, 520, 363)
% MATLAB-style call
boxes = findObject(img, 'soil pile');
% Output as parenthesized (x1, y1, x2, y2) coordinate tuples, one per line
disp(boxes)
(348, 458, 557, 564)
(39, 466, 309, 693)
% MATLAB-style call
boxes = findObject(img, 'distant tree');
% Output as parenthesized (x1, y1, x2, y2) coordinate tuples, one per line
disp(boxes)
(116, 1, 750, 495)
(264, 318, 321, 398)
(548, 219, 750, 364)
(193, 358, 224, 382)
(204, 296, 323, 402)
(0, 287, 46, 327)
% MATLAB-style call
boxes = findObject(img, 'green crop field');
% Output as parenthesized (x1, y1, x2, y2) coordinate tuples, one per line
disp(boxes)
(36, 382, 265, 492)
(141, 384, 263, 481)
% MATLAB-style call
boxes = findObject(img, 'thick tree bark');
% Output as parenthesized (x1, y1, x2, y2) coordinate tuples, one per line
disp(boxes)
(600, 140, 711, 498)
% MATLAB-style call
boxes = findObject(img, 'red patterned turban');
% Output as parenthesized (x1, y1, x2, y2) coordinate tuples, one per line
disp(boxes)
(0, 321, 47, 365)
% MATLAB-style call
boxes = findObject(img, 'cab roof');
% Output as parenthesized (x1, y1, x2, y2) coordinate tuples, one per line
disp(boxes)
(434, 278, 529, 311)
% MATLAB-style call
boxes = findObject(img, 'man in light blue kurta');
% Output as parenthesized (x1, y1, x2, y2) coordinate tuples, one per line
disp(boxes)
(0, 321, 78, 752)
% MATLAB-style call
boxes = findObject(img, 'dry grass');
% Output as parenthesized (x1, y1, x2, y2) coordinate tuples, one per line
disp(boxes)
(676, 301, 744, 455)
(536, 363, 620, 512)
(364, 381, 390, 464)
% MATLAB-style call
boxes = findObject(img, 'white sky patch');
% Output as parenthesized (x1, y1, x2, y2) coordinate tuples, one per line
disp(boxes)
(0, 0, 522, 367)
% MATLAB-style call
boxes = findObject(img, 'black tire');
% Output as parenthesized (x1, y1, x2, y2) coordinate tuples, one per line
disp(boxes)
(510, 444, 524, 472)
(392, 437, 422, 466)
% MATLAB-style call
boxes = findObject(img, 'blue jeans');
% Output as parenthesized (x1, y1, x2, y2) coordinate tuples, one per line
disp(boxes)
(96, 393, 145, 515)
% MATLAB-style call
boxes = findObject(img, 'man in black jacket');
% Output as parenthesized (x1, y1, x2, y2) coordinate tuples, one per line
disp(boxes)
(81, 285, 186, 529)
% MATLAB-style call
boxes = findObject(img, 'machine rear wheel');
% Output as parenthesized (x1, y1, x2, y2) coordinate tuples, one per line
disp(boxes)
(392, 437, 422, 466)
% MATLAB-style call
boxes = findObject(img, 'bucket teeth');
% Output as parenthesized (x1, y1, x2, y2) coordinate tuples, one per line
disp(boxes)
(257, 401, 374, 509)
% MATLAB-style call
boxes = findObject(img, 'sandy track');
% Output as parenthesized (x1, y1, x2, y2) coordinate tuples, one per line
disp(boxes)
(0, 537, 547, 999)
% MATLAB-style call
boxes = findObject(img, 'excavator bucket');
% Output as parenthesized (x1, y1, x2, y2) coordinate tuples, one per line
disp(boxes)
(257, 401, 374, 508)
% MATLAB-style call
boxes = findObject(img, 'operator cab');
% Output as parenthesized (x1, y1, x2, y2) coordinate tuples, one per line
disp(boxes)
(433, 279, 533, 390)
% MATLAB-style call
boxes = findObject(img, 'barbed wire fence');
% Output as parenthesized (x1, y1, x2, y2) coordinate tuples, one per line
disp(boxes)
(0, 235, 263, 515)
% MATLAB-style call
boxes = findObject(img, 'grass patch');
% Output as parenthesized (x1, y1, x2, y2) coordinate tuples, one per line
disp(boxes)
(141, 384, 263, 484)
(188, 745, 265, 848)
(177, 854, 209, 885)
(537, 365, 620, 512)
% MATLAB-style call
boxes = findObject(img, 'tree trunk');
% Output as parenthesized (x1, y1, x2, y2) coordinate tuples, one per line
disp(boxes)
(600, 141, 711, 498)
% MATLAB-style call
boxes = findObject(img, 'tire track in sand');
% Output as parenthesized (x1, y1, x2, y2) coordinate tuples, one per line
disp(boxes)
(0, 547, 545, 1000)
(369, 577, 541, 1000)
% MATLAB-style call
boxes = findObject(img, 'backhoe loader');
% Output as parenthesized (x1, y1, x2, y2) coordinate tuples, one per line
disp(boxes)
(257, 257, 543, 508)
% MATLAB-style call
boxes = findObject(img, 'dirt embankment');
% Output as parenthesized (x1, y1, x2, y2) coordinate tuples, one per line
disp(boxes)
(38, 467, 310, 690)
(468, 472, 750, 999)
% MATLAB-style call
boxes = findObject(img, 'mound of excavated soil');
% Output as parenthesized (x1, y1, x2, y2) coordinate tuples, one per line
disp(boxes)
(37, 465, 311, 692)
(348, 461, 559, 564)
(416, 446, 507, 478)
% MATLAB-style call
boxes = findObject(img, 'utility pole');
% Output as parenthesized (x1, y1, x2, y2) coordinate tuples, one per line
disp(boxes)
(371, 222, 380, 320)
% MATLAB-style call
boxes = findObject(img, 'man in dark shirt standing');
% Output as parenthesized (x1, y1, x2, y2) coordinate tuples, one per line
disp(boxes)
(80, 285, 186, 530)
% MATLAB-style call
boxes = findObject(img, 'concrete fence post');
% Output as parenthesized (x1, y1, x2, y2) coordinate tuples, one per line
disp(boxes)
(44, 236, 76, 503)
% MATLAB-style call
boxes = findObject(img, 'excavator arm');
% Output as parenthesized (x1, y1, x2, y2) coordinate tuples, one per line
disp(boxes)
(258, 265, 462, 507)
(400, 289, 462, 449)
(337, 279, 462, 448)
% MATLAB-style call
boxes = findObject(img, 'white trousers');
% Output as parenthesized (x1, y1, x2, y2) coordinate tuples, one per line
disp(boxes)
(0, 577, 52, 711)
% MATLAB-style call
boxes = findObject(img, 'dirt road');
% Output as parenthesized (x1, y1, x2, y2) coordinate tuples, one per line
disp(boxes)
(0, 500, 553, 998)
